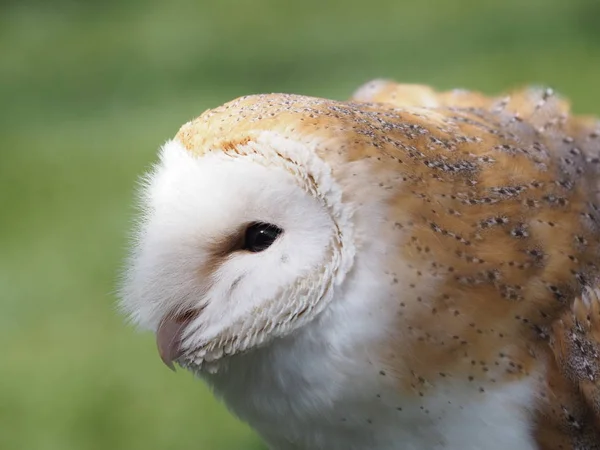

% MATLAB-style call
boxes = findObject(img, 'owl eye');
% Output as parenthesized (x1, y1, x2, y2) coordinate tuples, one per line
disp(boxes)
(243, 222, 283, 252)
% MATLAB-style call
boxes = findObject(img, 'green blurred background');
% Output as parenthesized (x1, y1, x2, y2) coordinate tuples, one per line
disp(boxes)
(1, 0, 599, 449)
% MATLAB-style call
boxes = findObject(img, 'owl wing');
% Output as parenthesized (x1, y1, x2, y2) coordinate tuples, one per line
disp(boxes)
(550, 287, 600, 425)
(353, 80, 600, 448)
(534, 287, 600, 450)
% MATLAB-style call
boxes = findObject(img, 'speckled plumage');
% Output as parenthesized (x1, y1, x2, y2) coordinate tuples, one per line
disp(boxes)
(121, 80, 600, 449)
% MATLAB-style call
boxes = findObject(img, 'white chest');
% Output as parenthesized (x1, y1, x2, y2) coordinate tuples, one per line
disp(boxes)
(197, 241, 542, 450)
(201, 317, 541, 450)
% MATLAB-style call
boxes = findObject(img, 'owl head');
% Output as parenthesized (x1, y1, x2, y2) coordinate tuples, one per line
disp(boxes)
(119, 94, 365, 373)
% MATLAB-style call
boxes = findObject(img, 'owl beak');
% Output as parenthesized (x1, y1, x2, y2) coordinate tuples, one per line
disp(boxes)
(156, 310, 199, 371)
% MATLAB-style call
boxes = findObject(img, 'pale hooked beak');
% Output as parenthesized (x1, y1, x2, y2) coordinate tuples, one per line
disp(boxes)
(156, 310, 200, 371)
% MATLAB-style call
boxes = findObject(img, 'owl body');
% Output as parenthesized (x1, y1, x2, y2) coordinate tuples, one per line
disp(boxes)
(121, 80, 600, 449)
(198, 248, 539, 450)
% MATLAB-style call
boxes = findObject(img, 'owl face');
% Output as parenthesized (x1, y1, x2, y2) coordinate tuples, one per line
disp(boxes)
(120, 135, 354, 371)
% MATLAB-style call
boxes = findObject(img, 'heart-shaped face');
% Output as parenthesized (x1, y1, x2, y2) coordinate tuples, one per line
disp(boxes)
(119, 124, 355, 371)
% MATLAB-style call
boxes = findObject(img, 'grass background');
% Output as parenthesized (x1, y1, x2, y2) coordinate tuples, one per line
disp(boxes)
(1, 0, 599, 449)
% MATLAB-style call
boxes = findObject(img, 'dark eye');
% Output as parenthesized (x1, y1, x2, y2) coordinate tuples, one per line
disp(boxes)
(243, 222, 283, 252)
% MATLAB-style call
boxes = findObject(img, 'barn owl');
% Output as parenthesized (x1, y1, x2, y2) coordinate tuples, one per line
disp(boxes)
(120, 79, 600, 450)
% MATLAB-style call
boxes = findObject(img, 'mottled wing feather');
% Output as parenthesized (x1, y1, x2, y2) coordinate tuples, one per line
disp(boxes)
(551, 288, 600, 423)
(534, 288, 600, 450)
(353, 80, 600, 448)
